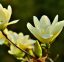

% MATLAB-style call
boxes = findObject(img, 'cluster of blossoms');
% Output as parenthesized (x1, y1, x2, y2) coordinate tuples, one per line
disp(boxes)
(0, 4, 64, 62)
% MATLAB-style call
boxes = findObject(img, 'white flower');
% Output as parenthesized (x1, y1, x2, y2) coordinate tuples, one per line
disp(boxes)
(4, 29, 36, 49)
(0, 4, 19, 30)
(27, 15, 64, 43)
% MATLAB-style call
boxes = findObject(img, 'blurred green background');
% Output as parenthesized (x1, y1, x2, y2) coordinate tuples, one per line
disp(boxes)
(0, 0, 64, 62)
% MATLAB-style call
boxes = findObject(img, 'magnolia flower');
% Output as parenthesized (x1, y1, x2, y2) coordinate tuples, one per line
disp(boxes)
(27, 15, 64, 43)
(0, 4, 19, 30)
(4, 29, 36, 49)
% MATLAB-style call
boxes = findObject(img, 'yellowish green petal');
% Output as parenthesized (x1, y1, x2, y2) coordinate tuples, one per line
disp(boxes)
(4, 28, 18, 43)
(0, 38, 5, 45)
(42, 34, 53, 39)
(0, 4, 3, 8)
(51, 28, 62, 42)
(0, 7, 6, 22)
(40, 15, 51, 28)
(27, 23, 43, 42)
(8, 45, 25, 58)
(7, 5, 12, 16)
(52, 15, 58, 25)
(51, 21, 64, 34)
(7, 20, 19, 25)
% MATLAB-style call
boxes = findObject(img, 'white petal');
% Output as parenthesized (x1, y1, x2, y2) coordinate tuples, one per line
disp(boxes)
(42, 34, 53, 39)
(27, 39, 36, 44)
(33, 16, 40, 29)
(8, 5, 12, 16)
(0, 4, 11, 22)
(8, 45, 20, 54)
(4, 29, 18, 43)
(23, 39, 36, 45)
(40, 15, 51, 32)
(4, 28, 8, 35)
(52, 15, 58, 25)
(19, 33, 23, 37)
(0, 7, 6, 22)
(24, 35, 29, 39)
(0, 39, 5, 45)
(3, 8, 11, 22)
(51, 21, 64, 34)
(8, 20, 19, 25)
(40, 15, 51, 26)
(51, 28, 62, 42)
(4, 29, 14, 42)
(0, 4, 3, 9)
(27, 23, 43, 42)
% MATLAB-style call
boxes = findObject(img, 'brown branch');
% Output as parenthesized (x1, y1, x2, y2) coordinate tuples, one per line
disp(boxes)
(28, 55, 47, 62)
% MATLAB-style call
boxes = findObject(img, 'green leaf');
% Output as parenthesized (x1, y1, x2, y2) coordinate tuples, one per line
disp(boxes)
(34, 41, 42, 57)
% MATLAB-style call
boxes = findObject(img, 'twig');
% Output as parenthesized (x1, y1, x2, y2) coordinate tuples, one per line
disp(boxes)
(48, 57, 54, 62)
(54, 54, 59, 61)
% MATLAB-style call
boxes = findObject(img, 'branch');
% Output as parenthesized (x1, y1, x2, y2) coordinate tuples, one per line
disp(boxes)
(54, 54, 59, 61)
(48, 57, 54, 62)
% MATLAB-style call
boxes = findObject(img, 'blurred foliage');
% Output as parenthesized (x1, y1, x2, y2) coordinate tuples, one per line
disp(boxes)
(0, 0, 64, 62)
